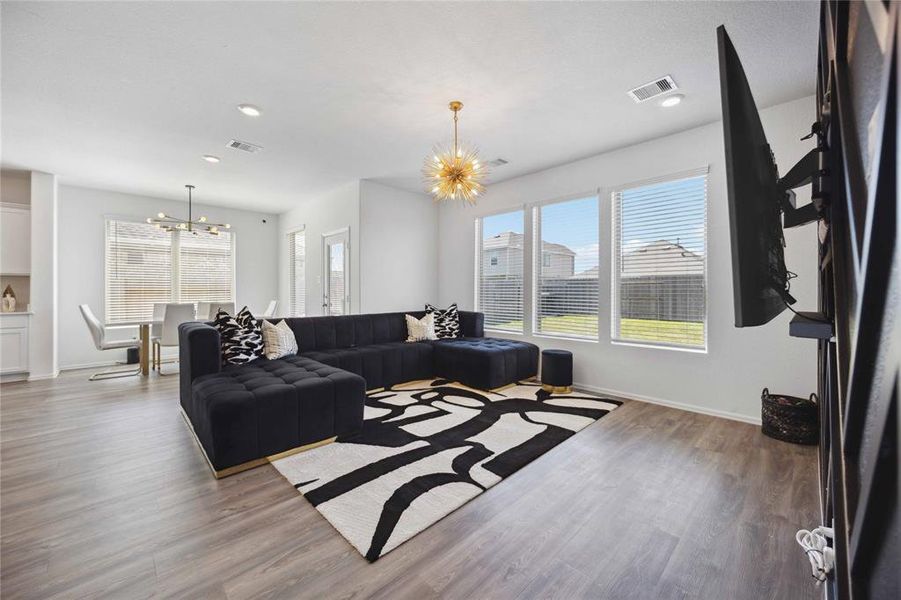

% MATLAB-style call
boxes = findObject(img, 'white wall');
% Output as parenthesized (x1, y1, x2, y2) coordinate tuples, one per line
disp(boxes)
(278, 182, 361, 317)
(58, 185, 279, 369)
(437, 96, 819, 423)
(28, 171, 58, 379)
(359, 180, 438, 313)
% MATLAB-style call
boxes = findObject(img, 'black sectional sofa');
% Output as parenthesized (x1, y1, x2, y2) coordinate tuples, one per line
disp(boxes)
(179, 310, 539, 476)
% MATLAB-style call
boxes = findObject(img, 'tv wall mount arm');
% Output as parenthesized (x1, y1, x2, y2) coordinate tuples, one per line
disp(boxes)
(777, 121, 828, 229)
(773, 120, 835, 333)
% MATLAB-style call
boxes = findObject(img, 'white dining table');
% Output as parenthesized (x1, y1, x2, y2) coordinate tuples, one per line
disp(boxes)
(114, 318, 204, 376)
(107, 319, 160, 376)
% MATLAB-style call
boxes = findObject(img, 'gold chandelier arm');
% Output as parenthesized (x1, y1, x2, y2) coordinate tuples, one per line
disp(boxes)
(449, 100, 463, 158)
(453, 110, 458, 157)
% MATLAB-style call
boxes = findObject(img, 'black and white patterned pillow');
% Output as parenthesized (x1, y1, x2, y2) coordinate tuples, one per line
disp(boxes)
(425, 303, 460, 339)
(214, 306, 264, 366)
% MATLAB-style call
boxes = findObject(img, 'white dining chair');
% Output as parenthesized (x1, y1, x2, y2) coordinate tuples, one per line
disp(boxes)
(151, 302, 167, 338)
(78, 304, 141, 381)
(151, 303, 195, 374)
(261, 300, 278, 318)
(208, 302, 235, 320)
(196, 302, 211, 321)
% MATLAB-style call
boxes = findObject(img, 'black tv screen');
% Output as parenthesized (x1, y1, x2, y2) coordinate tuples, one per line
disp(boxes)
(717, 25, 795, 327)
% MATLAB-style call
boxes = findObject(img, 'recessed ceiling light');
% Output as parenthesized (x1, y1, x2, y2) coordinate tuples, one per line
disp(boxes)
(202, 155, 221, 163)
(660, 94, 684, 108)
(237, 104, 262, 117)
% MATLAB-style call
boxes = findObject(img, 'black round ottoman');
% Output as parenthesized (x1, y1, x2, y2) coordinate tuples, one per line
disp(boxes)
(541, 349, 573, 394)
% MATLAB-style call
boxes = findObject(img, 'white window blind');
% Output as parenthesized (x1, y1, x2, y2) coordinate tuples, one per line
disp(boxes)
(533, 196, 599, 339)
(178, 230, 234, 306)
(105, 220, 172, 324)
(612, 169, 708, 349)
(476, 210, 524, 332)
(288, 228, 306, 316)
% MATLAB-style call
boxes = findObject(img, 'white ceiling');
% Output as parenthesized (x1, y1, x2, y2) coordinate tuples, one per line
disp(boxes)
(1, 1, 818, 213)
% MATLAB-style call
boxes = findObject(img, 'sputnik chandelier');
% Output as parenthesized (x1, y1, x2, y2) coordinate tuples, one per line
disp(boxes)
(146, 185, 230, 235)
(423, 100, 487, 204)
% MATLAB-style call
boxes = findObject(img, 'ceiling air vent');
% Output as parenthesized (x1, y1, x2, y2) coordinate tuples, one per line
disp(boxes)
(487, 158, 509, 167)
(226, 139, 263, 153)
(627, 75, 678, 103)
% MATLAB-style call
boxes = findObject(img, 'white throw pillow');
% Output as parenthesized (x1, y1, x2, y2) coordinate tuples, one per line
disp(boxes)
(262, 319, 298, 360)
(405, 313, 437, 342)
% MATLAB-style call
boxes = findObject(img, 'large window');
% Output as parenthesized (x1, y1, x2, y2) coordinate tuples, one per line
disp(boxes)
(476, 210, 524, 332)
(612, 170, 708, 349)
(104, 219, 234, 324)
(105, 220, 172, 324)
(288, 228, 306, 316)
(179, 230, 234, 307)
(533, 196, 599, 339)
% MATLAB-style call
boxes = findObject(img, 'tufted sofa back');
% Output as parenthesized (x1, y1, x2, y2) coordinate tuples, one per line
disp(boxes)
(179, 310, 486, 410)
(275, 310, 484, 352)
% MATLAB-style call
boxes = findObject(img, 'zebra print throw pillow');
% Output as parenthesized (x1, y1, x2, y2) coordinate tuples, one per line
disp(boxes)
(213, 307, 264, 366)
(235, 306, 265, 359)
(425, 303, 460, 339)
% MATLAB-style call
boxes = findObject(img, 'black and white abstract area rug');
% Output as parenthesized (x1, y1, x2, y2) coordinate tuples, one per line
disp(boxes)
(271, 379, 621, 561)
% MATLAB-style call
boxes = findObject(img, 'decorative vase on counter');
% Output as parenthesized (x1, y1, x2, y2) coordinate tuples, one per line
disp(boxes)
(2, 285, 16, 313)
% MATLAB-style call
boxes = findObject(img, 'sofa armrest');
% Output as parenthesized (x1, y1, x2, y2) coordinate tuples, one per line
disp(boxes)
(458, 311, 484, 338)
(179, 322, 221, 411)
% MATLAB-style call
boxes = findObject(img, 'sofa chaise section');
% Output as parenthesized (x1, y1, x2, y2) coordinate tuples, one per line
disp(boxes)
(178, 321, 366, 477)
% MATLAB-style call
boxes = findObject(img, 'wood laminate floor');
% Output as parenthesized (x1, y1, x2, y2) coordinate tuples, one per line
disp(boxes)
(1, 370, 820, 599)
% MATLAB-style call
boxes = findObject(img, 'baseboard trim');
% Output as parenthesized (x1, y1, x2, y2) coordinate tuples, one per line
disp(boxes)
(27, 370, 60, 381)
(572, 381, 762, 426)
(0, 373, 29, 383)
(62, 353, 178, 372)
(34, 365, 763, 426)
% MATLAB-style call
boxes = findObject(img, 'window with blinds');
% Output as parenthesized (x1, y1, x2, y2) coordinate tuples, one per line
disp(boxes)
(288, 228, 306, 316)
(178, 230, 234, 306)
(105, 220, 172, 324)
(104, 219, 236, 324)
(612, 169, 708, 349)
(476, 210, 524, 332)
(533, 196, 599, 339)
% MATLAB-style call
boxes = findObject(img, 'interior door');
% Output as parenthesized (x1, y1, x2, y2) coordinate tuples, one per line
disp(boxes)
(322, 229, 350, 316)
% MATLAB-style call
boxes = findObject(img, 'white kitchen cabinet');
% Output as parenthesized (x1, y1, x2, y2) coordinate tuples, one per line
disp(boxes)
(0, 313, 30, 374)
(1, 204, 31, 275)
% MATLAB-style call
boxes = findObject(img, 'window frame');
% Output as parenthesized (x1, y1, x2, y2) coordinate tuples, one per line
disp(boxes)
(531, 192, 601, 342)
(474, 206, 527, 335)
(103, 215, 236, 325)
(176, 226, 237, 307)
(609, 167, 709, 353)
(103, 216, 173, 325)
(287, 225, 306, 317)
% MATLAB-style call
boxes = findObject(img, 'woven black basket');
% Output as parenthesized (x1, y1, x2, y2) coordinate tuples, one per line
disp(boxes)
(761, 388, 819, 445)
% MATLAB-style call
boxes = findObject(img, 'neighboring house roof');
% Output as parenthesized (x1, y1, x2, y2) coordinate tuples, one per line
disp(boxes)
(542, 241, 575, 256)
(483, 231, 524, 251)
(483, 231, 575, 256)
(621, 240, 703, 277)
(571, 266, 599, 279)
